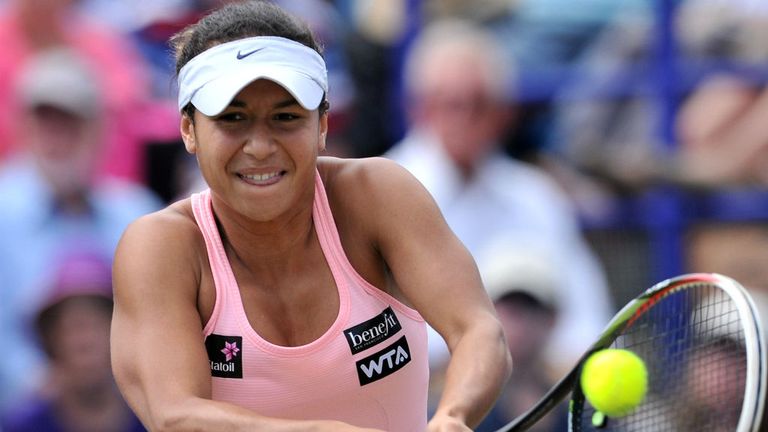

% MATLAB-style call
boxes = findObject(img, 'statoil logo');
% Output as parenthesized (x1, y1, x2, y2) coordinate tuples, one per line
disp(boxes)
(204, 334, 243, 379)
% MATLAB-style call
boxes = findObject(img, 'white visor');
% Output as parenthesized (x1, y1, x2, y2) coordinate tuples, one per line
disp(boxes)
(178, 36, 328, 116)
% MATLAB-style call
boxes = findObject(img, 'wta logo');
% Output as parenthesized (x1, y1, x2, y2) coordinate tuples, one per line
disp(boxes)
(205, 334, 243, 379)
(356, 335, 411, 386)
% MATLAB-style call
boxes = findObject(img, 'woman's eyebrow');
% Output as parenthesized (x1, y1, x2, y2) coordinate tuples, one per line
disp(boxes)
(227, 98, 300, 109)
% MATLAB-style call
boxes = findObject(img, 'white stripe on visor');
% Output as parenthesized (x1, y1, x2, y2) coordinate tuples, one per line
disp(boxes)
(177, 36, 328, 116)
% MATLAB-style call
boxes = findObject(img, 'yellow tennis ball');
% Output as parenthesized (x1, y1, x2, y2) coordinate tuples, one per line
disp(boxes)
(580, 348, 647, 417)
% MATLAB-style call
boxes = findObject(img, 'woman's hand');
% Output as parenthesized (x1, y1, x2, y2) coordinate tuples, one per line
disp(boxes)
(426, 414, 472, 432)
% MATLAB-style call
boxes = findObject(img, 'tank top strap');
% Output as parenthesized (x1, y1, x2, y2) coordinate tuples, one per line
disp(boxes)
(191, 190, 244, 335)
(312, 170, 354, 281)
(312, 169, 425, 322)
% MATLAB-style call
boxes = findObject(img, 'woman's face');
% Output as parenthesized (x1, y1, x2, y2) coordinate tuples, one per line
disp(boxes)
(182, 79, 327, 221)
(25, 105, 102, 198)
(415, 48, 509, 174)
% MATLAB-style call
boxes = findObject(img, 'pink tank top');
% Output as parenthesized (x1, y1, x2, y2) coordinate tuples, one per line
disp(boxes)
(190, 172, 429, 431)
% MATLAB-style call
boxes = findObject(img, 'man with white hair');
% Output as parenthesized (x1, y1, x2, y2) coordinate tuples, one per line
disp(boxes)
(386, 18, 614, 376)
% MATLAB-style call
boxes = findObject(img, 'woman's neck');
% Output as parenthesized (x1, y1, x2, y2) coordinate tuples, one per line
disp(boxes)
(219, 200, 316, 276)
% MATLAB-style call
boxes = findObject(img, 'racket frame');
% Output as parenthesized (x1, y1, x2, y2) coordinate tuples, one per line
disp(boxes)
(495, 272, 767, 432)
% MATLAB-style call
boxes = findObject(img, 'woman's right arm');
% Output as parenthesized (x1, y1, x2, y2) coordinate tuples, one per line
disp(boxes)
(110, 211, 379, 432)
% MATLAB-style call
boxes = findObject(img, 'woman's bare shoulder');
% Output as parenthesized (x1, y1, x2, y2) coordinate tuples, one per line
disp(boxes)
(116, 197, 205, 269)
(123, 198, 198, 240)
(318, 156, 417, 199)
(113, 197, 208, 304)
(317, 156, 435, 241)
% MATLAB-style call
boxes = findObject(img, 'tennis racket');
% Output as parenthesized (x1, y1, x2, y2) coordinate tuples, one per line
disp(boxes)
(495, 272, 767, 432)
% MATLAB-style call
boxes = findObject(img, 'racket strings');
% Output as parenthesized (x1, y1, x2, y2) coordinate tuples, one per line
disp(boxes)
(575, 282, 749, 431)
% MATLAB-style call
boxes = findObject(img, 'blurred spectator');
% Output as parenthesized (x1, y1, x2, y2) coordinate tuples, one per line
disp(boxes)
(385, 18, 613, 381)
(337, 0, 646, 160)
(0, 251, 145, 432)
(677, 338, 748, 431)
(0, 0, 178, 181)
(550, 0, 768, 215)
(545, 8, 661, 218)
(674, 74, 768, 188)
(474, 248, 568, 432)
(0, 49, 163, 410)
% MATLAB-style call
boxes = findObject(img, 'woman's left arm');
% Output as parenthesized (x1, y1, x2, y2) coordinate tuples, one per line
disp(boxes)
(351, 158, 512, 430)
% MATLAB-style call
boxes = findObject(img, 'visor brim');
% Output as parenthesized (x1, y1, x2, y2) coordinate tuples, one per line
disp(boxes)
(191, 65, 325, 116)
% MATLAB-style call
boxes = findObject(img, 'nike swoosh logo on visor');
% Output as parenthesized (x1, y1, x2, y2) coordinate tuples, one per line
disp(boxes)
(236, 48, 265, 60)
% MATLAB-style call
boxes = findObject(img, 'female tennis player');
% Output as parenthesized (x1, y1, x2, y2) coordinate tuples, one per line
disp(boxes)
(109, 1, 511, 431)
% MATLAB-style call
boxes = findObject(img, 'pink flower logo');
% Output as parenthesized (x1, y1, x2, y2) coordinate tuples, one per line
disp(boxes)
(221, 341, 240, 361)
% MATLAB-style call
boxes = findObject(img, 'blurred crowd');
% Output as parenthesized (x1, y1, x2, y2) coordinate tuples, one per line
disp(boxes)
(2, 0, 768, 430)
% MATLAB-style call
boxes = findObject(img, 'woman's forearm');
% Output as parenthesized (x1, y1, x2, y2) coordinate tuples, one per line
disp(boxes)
(430, 316, 512, 429)
(152, 396, 383, 432)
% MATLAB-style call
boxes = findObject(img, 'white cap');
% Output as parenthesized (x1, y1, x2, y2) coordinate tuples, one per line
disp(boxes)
(178, 36, 328, 116)
(480, 248, 560, 310)
(18, 48, 101, 118)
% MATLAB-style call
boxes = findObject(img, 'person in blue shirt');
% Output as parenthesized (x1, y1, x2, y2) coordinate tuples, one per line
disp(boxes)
(0, 48, 163, 410)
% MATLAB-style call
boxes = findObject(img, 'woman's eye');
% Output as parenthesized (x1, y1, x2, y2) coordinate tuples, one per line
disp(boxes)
(216, 112, 245, 122)
(274, 113, 300, 121)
